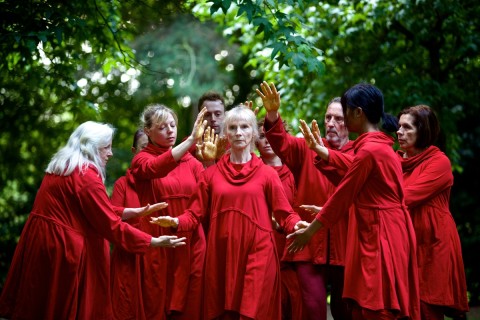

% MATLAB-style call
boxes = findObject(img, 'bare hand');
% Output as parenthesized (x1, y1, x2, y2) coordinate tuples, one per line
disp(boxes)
(137, 202, 169, 218)
(300, 204, 322, 216)
(294, 220, 310, 230)
(150, 235, 186, 248)
(256, 81, 280, 113)
(299, 119, 323, 149)
(286, 227, 313, 253)
(150, 216, 179, 228)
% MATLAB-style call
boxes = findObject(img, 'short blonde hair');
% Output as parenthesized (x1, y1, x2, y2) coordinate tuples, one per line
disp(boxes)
(223, 105, 258, 153)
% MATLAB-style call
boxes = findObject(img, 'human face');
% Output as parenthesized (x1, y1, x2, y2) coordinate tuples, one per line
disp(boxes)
(99, 143, 113, 167)
(132, 133, 148, 154)
(397, 114, 418, 153)
(145, 113, 177, 148)
(324, 102, 348, 150)
(226, 118, 253, 151)
(256, 127, 275, 159)
(203, 100, 225, 134)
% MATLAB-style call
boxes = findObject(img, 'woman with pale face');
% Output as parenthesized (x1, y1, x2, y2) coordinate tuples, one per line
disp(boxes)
(151, 106, 304, 320)
(396, 105, 468, 319)
(118, 104, 208, 320)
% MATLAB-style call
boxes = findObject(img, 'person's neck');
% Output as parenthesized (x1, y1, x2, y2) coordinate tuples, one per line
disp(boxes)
(404, 147, 427, 158)
(329, 137, 350, 151)
(261, 154, 282, 166)
(230, 149, 252, 164)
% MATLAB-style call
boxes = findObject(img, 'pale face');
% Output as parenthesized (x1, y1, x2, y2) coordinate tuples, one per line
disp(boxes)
(324, 102, 349, 149)
(132, 133, 148, 154)
(203, 100, 225, 134)
(226, 118, 253, 151)
(99, 143, 113, 167)
(256, 126, 275, 159)
(397, 114, 418, 153)
(145, 113, 177, 148)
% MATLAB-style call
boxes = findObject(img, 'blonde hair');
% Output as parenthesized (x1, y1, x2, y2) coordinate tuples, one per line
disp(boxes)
(223, 105, 259, 153)
(45, 121, 115, 182)
(140, 104, 178, 130)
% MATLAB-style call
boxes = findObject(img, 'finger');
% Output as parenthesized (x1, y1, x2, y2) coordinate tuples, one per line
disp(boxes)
(255, 88, 265, 99)
(262, 81, 272, 95)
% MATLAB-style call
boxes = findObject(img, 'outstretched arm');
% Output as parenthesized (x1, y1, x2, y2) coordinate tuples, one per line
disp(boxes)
(172, 107, 207, 161)
(122, 202, 168, 220)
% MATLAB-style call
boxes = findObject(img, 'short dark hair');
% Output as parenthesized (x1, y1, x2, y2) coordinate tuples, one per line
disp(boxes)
(132, 129, 145, 148)
(197, 91, 225, 112)
(397, 105, 440, 148)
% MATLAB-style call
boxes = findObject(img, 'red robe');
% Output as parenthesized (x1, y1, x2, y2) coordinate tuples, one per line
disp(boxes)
(110, 169, 146, 319)
(177, 154, 301, 319)
(0, 166, 152, 320)
(316, 132, 420, 319)
(264, 116, 354, 266)
(130, 143, 206, 320)
(271, 164, 304, 320)
(398, 146, 469, 313)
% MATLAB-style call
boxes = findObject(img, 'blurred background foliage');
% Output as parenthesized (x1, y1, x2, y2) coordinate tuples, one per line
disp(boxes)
(1, 0, 479, 307)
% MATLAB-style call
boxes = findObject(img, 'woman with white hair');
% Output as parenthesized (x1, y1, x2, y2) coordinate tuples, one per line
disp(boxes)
(0, 121, 186, 320)
(151, 105, 304, 320)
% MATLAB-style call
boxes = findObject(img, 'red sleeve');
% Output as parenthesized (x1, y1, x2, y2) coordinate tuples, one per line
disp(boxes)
(316, 148, 372, 228)
(177, 174, 210, 232)
(404, 154, 453, 208)
(131, 149, 178, 180)
(263, 115, 308, 178)
(314, 150, 354, 186)
(266, 170, 301, 233)
(78, 169, 151, 253)
(110, 176, 127, 217)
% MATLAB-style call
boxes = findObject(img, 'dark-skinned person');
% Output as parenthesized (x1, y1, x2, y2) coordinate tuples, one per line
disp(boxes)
(150, 105, 305, 320)
(0, 121, 185, 320)
(397, 105, 469, 320)
(288, 83, 420, 320)
(256, 81, 354, 320)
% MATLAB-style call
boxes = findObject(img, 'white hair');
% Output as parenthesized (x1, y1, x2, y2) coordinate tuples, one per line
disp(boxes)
(45, 121, 115, 182)
(223, 105, 259, 153)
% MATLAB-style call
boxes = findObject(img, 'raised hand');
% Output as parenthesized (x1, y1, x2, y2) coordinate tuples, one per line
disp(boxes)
(193, 107, 208, 142)
(150, 216, 179, 228)
(202, 126, 219, 161)
(256, 81, 280, 113)
(241, 100, 260, 116)
(299, 119, 319, 149)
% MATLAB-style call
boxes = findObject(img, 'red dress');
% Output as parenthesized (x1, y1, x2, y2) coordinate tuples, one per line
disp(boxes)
(130, 143, 206, 320)
(264, 116, 354, 266)
(316, 132, 420, 319)
(110, 169, 146, 319)
(177, 154, 301, 319)
(398, 146, 469, 314)
(0, 166, 151, 320)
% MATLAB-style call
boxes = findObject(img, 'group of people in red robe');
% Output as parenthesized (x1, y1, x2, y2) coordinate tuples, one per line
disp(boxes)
(0, 81, 469, 320)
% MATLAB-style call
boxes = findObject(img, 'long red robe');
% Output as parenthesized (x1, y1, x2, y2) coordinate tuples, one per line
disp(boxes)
(264, 116, 354, 265)
(0, 166, 152, 320)
(110, 169, 147, 319)
(316, 132, 420, 319)
(271, 164, 304, 320)
(398, 146, 469, 313)
(177, 154, 301, 319)
(129, 143, 206, 320)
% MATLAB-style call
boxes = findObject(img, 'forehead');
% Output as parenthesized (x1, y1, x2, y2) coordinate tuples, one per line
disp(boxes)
(154, 113, 176, 125)
(203, 100, 224, 113)
(325, 102, 343, 116)
(399, 113, 415, 125)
